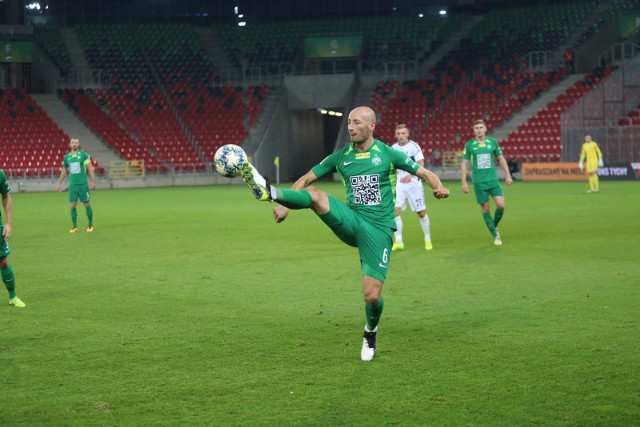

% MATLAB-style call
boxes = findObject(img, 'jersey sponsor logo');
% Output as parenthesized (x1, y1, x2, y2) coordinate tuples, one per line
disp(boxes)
(355, 152, 370, 160)
(351, 174, 381, 205)
(69, 162, 82, 174)
(476, 153, 492, 169)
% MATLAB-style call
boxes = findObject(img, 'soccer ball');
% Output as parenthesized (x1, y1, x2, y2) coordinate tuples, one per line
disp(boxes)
(214, 144, 247, 178)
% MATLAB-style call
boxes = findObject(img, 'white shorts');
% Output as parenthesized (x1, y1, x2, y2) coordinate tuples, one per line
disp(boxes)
(395, 180, 426, 212)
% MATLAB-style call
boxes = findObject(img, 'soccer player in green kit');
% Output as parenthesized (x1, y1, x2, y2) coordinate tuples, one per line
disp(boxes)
(0, 168, 25, 307)
(57, 138, 96, 233)
(461, 120, 512, 245)
(240, 106, 450, 361)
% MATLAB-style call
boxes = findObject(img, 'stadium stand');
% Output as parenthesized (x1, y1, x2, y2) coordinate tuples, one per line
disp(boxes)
(10, 0, 637, 184)
(0, 88, 105, 178)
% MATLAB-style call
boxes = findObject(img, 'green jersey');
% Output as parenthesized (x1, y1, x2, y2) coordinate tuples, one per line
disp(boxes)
(462, 136, 503, 184)
(312, 139, 420, 230)
(0, 169, 8, 224)
(63, 150, 92, 186)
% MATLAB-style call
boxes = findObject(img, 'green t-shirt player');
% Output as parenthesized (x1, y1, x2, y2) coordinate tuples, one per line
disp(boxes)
(461, 120, 513, 245)
(240, 106, 450, 361)
(57, 138, 96, 233)
(0, 169, 25, 307)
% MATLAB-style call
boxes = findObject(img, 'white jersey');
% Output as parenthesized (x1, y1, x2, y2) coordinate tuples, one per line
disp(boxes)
(392, 140, 424, 184)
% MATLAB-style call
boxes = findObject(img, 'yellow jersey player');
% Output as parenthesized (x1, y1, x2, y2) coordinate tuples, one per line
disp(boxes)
(578, 135, 604, 193)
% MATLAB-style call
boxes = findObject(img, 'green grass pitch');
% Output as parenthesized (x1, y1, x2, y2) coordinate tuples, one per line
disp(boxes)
(2, 181, 639, 426)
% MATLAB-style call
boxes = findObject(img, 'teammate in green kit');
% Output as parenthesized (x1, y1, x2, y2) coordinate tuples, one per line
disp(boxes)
(0, 169, 25, 307)
(240, 106, 450, 361)
(57, 138, 96, 233)
(461, 120, 512, 245)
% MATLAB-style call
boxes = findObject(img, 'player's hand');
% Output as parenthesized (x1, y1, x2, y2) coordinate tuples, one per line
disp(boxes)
(433, 187, 450, 199)
(401, 175, 413, 184)
(273, 205, 290, 223)
(505, 175, 513, 186)
(2, 224, 11, 240)
(578, 161, 584, 171)
(461, 182, 468, 194)
(90, 181, 96, 191)
(598, 159, 604, 167)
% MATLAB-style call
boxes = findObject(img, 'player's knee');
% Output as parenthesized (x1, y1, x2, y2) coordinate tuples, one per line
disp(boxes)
(0, 257, 8, 268)
(363, 278, 383, 305)
(306, 187, 329, 212)
(364, 291, 380, 306)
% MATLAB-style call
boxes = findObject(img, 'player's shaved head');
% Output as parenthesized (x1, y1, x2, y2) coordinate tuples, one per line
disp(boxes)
(350, 106, 376, 124)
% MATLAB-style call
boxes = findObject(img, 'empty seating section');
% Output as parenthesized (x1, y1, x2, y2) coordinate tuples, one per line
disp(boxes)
(373, 1, 601, 163)
(576, 0, 640, 48)
(70, 23, 272, 172)
(0, 89, 71, 177)
(60, 88, 162, 172)
(618, 103, 640, 126)
(214, 14, 467, 70)
(456, 1, 595, 70)
(93, 81, 203, 172)
(33, 24, 72, 73)
(502, 67, 615, 162)
(168, 78, 249, 164)
(375, 68, 568, 159)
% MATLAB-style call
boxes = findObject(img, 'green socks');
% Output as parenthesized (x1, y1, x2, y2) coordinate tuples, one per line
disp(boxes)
(71, 205, 94, 227)
(1, 264, 16, 298)
(494, 209, 504, 228)
(482, 212, 498, 237)
(86, 206, 93, 226)
(365, 298, 384, 330)
(276, 189, 312, 210)
(71, 207, 78, 227)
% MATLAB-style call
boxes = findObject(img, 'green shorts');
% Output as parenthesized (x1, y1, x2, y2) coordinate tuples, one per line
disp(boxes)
(473, 181, 504, 204)
(318, 195, 393, 282)
(69, 184, 90, 203)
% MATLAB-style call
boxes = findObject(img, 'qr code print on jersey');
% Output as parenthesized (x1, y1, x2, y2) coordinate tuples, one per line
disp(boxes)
(351, 174, 381, 205)
(476, 153, 492, 169)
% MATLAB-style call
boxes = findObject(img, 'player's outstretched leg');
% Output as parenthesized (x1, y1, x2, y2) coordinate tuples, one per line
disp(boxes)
(240, 162, 272, 201)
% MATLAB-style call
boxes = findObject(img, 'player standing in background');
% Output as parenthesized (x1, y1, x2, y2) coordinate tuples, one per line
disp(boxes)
(0, 168, 25, 307)
(461, 120, 513, 245)
(390, 124, 433, 251)
(56, 138, 96, 233)
(579, 134, 604, 193)
(240, 106, 450, 361)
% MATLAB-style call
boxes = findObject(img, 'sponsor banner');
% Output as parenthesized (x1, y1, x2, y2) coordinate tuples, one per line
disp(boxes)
(521, 162, 586, 181)
(597, 162, 639, 181)
(522, 162, 640, 181)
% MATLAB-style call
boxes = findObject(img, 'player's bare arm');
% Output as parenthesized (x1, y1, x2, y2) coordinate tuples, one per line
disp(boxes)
(87, 162, 97, 190)
(57, 167, 68, 192)
(1, 192, 11, 240)
(497, 155, 513, 186)
(415, 167, 449, 199)
(461, 159, 469, 193)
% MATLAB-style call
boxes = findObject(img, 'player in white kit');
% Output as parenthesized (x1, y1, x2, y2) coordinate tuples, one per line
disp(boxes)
(391, 124, 433, 251)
